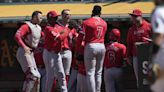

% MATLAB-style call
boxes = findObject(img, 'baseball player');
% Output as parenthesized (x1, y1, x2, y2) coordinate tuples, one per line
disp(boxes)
(75, 40, 89, 92)
(43, 10, 69, 92)
(67, 20, 83, 92)
(14, 11, 43, 92)
(58, 9, 78, 84)
(151, 1, 164, 92)
(104, 29, 127, 92)
(127, 9, 152, 88)
(77, 5, 107, 92)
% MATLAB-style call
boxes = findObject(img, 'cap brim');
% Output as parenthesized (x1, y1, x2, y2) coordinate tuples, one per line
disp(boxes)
(129, 13, 141, 16)
(129, 13, 136, 16)
(52, 15, 60, 18)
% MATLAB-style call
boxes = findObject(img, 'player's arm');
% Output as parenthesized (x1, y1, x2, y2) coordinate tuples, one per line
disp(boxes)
(72, 28, 79, 39)
(46, 27, 67, 41)
(40, 31, 45, 43)
(14, 24, 32, 53)
(122, 45, 131, 65)
(76, 22, 85, 47)
(15, 24, 29, 48)
(58, 28, 71, 40)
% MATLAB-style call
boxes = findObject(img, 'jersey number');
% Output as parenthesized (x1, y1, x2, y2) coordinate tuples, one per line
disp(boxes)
(97, 26, 103, 39)
(107, 50, 116, 63)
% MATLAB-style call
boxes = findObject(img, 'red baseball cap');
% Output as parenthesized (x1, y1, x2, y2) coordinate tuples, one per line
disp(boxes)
(129, 9, 142, 16)
(47, 10, 60, 18)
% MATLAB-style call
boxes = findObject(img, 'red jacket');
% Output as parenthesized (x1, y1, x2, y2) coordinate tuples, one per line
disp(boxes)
(127, 20, 151, 57)
(44, 24, 69, 53)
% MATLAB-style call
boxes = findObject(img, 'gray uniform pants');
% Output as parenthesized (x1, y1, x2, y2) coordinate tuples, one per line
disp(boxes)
(133, 56, 139, 88)
(60, 50, 72, 76)
(104, 67, 123, 92)
(43, 49, 67, 92)
(38, 68, 46, 92)
(68, 68, 78, 92)
(16, 47, 41, 92)
(76, 73, 89, 92)
(84, 43, 106, 92)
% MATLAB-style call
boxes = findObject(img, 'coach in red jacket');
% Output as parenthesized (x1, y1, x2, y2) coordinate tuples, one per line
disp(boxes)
(127, 9, 152, 88)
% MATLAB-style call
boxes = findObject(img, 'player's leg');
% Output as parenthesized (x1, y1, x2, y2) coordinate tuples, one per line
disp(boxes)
(77, 73, 88, 92)
(113, 68, 123, 92)
(104, 68, 111, 92)
(61, 50, 72, 83)
(95, 43, 106, 92)
(76, 73, 81, 92)
(25, 67, 41, 92)
(31, 54, 41, 92)
(104, 68, 115, 92)
(38, 68, 46, 92)
(80, 74, 89, 92)
(68, 68, 78, 92)
(16, 47, 41, 92)
(53, 53, 68, 92)
(84, 43, 96, 92)
(43, 49, 55, 92)
(133, 56, 139, 88)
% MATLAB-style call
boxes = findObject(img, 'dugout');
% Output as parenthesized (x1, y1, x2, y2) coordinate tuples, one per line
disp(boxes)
(0, 2, 154, 91)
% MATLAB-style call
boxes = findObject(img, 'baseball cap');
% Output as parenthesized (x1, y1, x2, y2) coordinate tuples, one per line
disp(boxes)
(129, 9, 142, 16)
(47, 10, 60, 18)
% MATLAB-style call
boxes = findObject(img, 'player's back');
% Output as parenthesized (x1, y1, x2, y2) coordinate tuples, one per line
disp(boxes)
(104, 42, 126, 68)
(83, 17, 107, 44)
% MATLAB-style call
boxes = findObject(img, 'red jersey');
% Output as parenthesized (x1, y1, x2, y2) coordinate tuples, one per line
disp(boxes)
(78, 17, 107, 44)
(34, 41, 44, 66)
(127, 20, 151, 57)
(15, 23, 43, 49)
(44, 24, 69, 53)
(62, 28, 78, 50)
(104, 42, 126, 68)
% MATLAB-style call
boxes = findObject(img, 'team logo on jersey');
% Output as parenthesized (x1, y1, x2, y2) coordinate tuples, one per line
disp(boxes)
(134, 29, 144, 35)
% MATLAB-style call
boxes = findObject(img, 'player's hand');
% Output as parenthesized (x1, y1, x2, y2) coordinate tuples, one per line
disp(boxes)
(24, 46, 32, 54)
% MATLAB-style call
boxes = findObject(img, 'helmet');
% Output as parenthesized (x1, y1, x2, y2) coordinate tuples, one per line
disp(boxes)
(109, 28, 121, 41)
